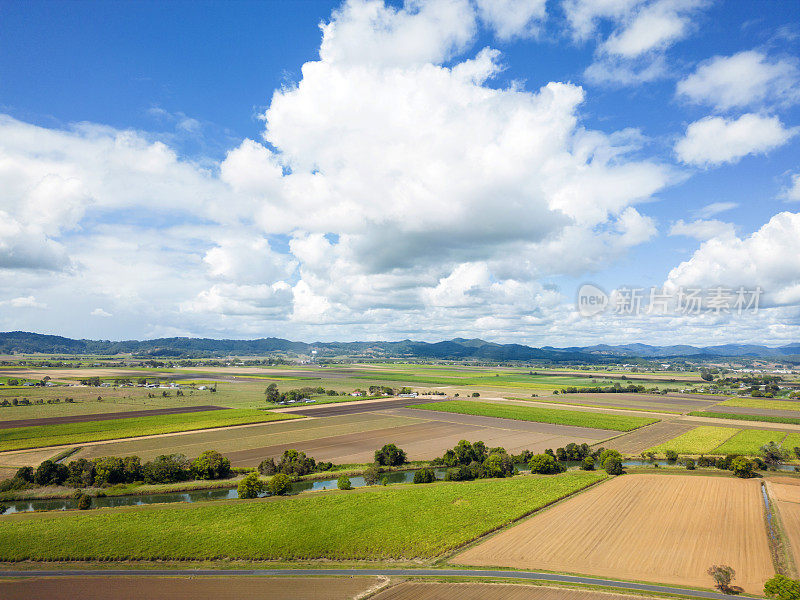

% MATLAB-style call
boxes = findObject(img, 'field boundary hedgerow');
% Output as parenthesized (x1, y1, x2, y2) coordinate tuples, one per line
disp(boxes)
(410, 401, 658, 432)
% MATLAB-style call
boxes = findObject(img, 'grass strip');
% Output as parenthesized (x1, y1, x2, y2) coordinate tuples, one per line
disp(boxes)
(0, 409, 299, 452)
(0, 472, 605, 561)
(689, 411, 800, 425)
(410, 400, 657, 431)
(647, 426, 739, 454)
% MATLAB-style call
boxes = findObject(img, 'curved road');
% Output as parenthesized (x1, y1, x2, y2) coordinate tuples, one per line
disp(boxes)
(0, 568, 759, 600)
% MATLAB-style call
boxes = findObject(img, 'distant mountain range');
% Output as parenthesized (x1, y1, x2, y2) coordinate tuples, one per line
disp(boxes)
(1, 331, 799, 362)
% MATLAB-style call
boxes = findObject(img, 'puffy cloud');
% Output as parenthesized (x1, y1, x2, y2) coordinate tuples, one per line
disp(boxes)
(475, 0, 547, 40)
(674, 114, 796, 167)
(91, 308, 112, 317)
(666, 212, 800, 306)
(781, 173, 800, 202)
(562, 0, 642, 41)
(669, 218, 736, 241)
(676, 50, 800, 111)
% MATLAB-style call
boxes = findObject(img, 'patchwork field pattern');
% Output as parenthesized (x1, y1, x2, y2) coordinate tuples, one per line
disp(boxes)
(454, 474, 774, 593)
(647, 426, 739, 454)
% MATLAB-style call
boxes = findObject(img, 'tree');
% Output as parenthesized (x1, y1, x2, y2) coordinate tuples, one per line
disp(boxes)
(603, 457, 624, 475)
(14, 466, 33, 483)
(77, 494, 92, 510)
(471, 392, 480, 397)
(765, 574, 800, 600)
(258, 458, 277, 476)
(66, 458, 96, 487)
(731, 456, 754, 478)
(707, 565, 735, 593)
(701, 372, 714, 382)
(34, 460, 68, 486)
(413, 468, 436, 483)
(337, 475, 352, 490)
(0, 503, 7, 515)
(238, 472, 266, 499)
(267, 473, 291, 496)
(762, 442, 789, 467)
(122, 456, 142, 482)
(664, 450, 678, 461)
(529, 454, 566, 474)
(683, 458, 695, 470)
(374, 444, 407, 466)
(580, 456, 595, 471)
(142, 454, 189, 484)
(190, 450, 231, 480)
(363, 464, 381, 485)
(265, 383, 280, 404)
(275, 449, 316, 476)
(93, 457, 125, 486)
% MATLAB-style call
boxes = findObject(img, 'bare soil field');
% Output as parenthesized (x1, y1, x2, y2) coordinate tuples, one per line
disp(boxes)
(454, 474, 773, 593)
(0, 405, 225, 429)
(767, 479, 800, 572)
(545, 393, 714, 413)
(0, 575, 380, 600)
(69, 412, 426, 463)
(373, 582, 665, 600)
(604, 420, 696, 453)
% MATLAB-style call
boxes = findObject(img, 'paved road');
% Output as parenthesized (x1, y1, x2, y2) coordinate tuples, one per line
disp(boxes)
(0, 568, 759, 600)
(0, 405, 225, 429)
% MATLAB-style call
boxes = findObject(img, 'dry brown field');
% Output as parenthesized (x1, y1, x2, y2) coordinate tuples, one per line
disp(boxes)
(0, 575, 379, 600)
(767, 478, 800, 572)
(605, 420, 696, 453)
(0, 405, 225, 429)
(372, 582, 666, 600)
(454, 474, 773, 593)
(543, 393, 715, 413)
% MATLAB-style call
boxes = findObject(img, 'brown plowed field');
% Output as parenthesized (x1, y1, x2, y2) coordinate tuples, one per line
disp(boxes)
(454, 474, 773, 593)
(0, 576, 379, 600)
(372, 582, 663, 600)
(0, 405, 225, 429)
(604, 420, 695, 453)
(768, 479, 800, 570)
(556, 393, 714, 413)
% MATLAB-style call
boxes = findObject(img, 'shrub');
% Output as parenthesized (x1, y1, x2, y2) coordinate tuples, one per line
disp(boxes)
(529, 453, 566, 474)
(337, 475, 352, 490)
(731, 456, 754, 478)
(190, 450, 231, 480)
(381, 476, 389, 486)
(598, 449, 622, 464)
(142, 454, 189, 484)
(0, 503, 7, 514)
(764, 574, 800, 600)
(258, 458, 276, 476)
(363, 464, 381, 486)
(708, 564, 736, 593)
(665, 450, 679, 461)
(580, 456, 595, 471)
(374, 444, 407, 466)
(481, 452, 514, 478)
(238, 472, 266, 499)
(684, 458, 695, 470)
(603, 457, 624, 475)
(275, 449, 316, 476)
(77, 494, 92, 510)
(413, 468, 436, 484)
(14, 466, 33, 483)
(267, 473, 291, 496)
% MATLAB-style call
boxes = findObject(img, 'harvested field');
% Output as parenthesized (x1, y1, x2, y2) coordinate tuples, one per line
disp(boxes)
(70, 412, 426, 464)
(0, 405, 225, 429)
(525, 393, 714, 414)
(454, 474, 773, 593)
(372, 582, 665, 600)
(647, 425, 739, 454)
(767, 479, 800, 572)
(604, 420, 695, 453)
(0, 576, 379, 600)
(283, 397, 449, 417)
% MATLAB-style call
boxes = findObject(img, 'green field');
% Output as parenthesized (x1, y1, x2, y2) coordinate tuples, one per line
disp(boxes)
(688, 411, 800, 425)
(717, 398, 800, 411)
(411, 400, 658, 431)
(0, 409, 299, 452)
(714, 429, 790, 455)
(647, 426, 739, 454)
(0, 472, 605, 561)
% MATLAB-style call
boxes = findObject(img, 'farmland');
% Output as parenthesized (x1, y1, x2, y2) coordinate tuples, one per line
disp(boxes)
(372, 582, 667, 600)
(0, 472, 605, 561)
(0, 408, 299, 451)
(714, 429, 790, 455)
(411, 400, 658, 431)
(0, 576, 381, 600)
(647, 426, 739, 454)
(767, 478, 800, 574)
(718, 398, 800, 411)
(454, 474, 774, 593)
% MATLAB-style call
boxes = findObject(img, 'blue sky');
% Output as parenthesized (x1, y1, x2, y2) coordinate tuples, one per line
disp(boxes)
(1, 0, 799, 345)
